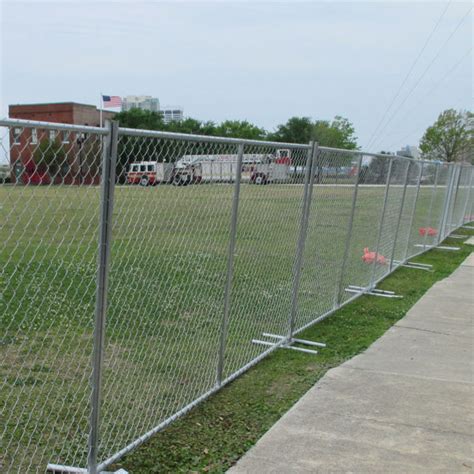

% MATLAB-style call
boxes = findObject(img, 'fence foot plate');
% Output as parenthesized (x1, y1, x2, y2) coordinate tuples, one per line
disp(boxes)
(47, 465, 87, 473)
(252, 333, 326, 355)
(403, 261, 433, 271)
(47, 464, 128, 474)
(414, 244, 460, 251)
(345, 285, 402, 298)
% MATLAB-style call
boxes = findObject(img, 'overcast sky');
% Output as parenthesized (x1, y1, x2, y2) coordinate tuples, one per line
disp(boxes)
(0, 0, 472, 152)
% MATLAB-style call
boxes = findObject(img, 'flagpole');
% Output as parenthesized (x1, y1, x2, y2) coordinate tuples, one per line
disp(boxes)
(99, 93, 103, 128)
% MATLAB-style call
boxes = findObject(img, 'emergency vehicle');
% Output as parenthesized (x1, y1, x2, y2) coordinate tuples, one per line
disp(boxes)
(172, 149, 292, 186)
(127, 162, 174, 186)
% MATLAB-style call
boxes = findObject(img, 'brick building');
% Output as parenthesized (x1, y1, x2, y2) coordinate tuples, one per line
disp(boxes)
(9, 102, 115, 184)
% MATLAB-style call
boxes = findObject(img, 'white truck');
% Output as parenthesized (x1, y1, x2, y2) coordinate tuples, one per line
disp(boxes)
(127, 161, 174, 186)
(172, 149, 291, 186)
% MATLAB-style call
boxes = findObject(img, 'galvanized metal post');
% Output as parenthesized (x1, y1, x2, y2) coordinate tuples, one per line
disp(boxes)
(369, 157, 393, 289)
(88, 120, 118, 474)
(216, 143, 244, 387)
(421, 162, 439, 250)
(287, 142, 317, 340)
(334, 154, 363, 307)
(389, 160, 411, 272)
(403, 161, 423, 261)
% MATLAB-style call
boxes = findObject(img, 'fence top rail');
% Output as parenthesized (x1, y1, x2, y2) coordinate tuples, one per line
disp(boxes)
(0, 117, 108, 135)
(318, 145, 443, 166)
(318, 145, 396, 160)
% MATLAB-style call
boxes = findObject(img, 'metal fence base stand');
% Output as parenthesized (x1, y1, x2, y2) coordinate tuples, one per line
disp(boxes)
(462, 225, 474, 229)
(251, 333, 326, 355)
(345, 285, 402, 299)
(415, 244, 461, 251)
(47, 464, 128, 474)
(263, 332, 326, 348)
(47, 465, 87, 473)
(392, 260, 433, 271)
(403, 261, 433, 271)
(449, 234, 467, 239)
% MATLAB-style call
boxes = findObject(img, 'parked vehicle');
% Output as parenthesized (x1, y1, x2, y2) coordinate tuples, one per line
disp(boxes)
(127, 161, 174, 186)
(172, 149, 291, 186)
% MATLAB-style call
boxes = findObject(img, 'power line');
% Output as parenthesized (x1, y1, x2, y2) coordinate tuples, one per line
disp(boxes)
(384, 47, 472, 151)
(368, 5, 473, 152)
(364, 0, 452, 150)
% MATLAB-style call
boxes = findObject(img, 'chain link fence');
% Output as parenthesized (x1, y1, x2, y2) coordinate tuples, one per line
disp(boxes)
(1, 118, 473, 473)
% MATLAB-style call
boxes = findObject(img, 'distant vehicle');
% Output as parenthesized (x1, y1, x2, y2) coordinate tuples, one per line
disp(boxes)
(0, 164, 10, 182)
(127, 161, 174, 186)
(172, 149, 292, 186)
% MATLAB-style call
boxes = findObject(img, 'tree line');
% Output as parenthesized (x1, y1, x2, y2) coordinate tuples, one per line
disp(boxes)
(114, 109, 359, 150)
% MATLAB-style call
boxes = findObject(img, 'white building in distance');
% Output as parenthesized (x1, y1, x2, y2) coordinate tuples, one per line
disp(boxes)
(122, 95, 160, 112)
(161, 107, 184, 124)
(397, 145, 421, 159)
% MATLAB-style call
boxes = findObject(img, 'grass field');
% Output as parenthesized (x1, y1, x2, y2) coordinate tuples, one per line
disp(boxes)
(0, 181, 460, 472)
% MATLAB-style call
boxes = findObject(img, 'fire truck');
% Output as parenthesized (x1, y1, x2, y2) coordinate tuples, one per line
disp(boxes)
(127, 161, 174, 186)
(172, 149, 291, 186)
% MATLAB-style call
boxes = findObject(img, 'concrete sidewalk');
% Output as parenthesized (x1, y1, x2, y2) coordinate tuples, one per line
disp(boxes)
(229, 254, 474, 473)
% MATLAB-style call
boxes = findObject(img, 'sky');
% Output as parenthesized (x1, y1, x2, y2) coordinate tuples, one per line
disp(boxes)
(0, 0, 472, 154)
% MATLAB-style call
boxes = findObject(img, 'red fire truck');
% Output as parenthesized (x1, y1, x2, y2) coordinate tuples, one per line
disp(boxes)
(127, 162, 174, 186)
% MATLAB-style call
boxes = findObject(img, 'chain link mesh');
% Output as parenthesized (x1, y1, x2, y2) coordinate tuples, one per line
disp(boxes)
(1, 123, 105, 471)
(1, 119, 473, 472)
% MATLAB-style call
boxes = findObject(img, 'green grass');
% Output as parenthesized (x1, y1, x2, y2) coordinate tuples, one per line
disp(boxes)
(0, 183, 469, 472)
(112, 227, 473, 473)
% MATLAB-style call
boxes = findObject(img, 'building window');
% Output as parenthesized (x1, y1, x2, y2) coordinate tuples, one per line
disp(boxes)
(13, 128, 22, 145)
(49, 130, 57, 141)
(62, 131, 69, 143)
(31, 128, 38, 144)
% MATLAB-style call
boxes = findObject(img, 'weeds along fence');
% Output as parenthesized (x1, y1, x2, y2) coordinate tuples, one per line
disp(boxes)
(1, 118, 473, 473)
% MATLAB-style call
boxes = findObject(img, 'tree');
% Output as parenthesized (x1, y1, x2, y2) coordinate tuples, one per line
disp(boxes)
(270, 116, 358, 149)
(166, 118, 217, 136)
(269, 117, 314, 143)
(361, 156, 386, 184)
(214, 120, 267, 140)
(314, 116, 358, 150)
(420, 109, 473, 163)
(114, 108, 166, 130)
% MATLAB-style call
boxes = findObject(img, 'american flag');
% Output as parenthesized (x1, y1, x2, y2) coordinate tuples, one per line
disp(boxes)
(102, 95, 122, 108)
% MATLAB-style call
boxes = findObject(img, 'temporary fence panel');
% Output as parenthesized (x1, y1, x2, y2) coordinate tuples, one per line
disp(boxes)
(296, 148, 361, 329)
(98, 131, 237, 468)
(0, 121, 106, 472)
(221, 142, 311, 380)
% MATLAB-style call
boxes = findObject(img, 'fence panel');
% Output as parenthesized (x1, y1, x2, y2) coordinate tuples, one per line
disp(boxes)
(0, 122, 106, 471)
(371, 156, 409, 282)
(221, 142, 311, 379)
(336, 153, 392, 299)
(466, 168, 474, 223)
(295, 148, 361, 328)
(453, 166, 472, 228)
(403, 161, 440, 258)
(97, 131, 239, 466)
(443, 165, 460, 238)
(434, 163, 453, 243)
